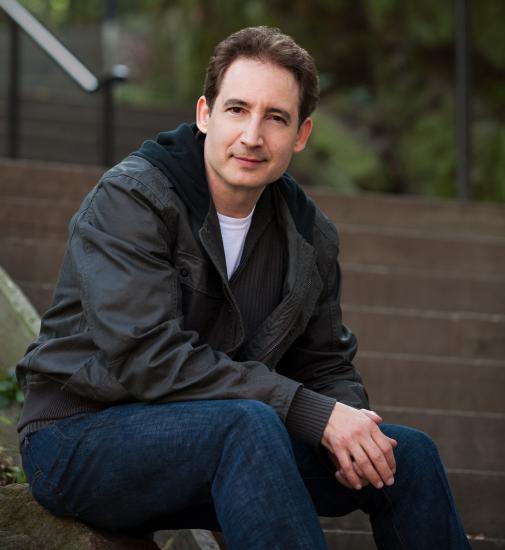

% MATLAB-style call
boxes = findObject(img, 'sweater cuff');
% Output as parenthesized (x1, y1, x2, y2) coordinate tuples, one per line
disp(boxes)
(285, 387, 336, 446)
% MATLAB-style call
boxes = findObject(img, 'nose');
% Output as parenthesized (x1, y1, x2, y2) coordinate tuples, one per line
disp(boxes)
(240, 117, 264, 147)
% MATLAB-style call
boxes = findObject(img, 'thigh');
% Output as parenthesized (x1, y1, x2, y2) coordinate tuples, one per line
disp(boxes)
(21, 400, 256, 530)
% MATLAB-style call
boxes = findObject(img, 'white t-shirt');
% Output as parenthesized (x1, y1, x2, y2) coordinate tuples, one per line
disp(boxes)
(217, 208, 255, 279)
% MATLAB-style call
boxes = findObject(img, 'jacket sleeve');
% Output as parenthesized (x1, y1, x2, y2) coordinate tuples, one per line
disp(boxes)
(277, 222, 370, 443)
(68, 174, 301, 421)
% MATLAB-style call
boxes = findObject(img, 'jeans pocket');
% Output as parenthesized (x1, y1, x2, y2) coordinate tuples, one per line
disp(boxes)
(21, 434, 42, 485)
(20, 425, 75, 517)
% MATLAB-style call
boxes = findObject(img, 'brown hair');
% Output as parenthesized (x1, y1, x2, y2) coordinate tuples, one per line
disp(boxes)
(203, 26, 319, 125)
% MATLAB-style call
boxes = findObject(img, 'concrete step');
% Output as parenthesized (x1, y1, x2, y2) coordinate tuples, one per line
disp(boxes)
(342, 263, 505, 315)
(0, 197, 80, 240)
(320, 469, 505, 538)
(0, 158, 101, 200)
(2, 158, 504, 238)
(16, 282, 54, 316)
(0, 238, 66, 285)
(2, 199, 505, 279)
(322, 528, 375, 550)
(18, 268, 503, 320)
(3, 241, 504, 359)
(356, 351, 505, 414)
(435, 469, 504, 539)
(344, 305, 505, 361)
(2, 242, 504, 359)
(322, 529, 505, 550)
(309, 188, 505, 239)
(339, 224, 505, 277)
(377, 406, 505, 472)
(469, 539, 505, 549)
(0, 197, 79, 238)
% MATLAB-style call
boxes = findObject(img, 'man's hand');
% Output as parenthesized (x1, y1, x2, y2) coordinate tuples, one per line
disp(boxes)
(327, 451, 369, 489)
(322, 403, 397, 491)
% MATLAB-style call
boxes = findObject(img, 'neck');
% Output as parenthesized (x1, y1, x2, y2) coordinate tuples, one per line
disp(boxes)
(207, 177, 265, 218)
(211, 190, 263, 218)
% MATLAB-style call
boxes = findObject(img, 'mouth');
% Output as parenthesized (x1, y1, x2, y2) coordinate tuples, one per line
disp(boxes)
(233, 155, 266, 168)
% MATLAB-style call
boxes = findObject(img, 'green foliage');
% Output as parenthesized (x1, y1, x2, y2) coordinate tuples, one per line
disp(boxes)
(16, 0, 505, 203)
(473, 123, 505, 202)
(473, 1, 505, 69)
(290, 108, 387, 192)
(399, 102, 456, 198)
(0, 446, 25, 486)
(0, 368, 24, 410)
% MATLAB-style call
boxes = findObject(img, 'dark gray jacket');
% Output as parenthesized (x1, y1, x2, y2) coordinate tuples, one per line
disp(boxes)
(17, 125, 368, 446)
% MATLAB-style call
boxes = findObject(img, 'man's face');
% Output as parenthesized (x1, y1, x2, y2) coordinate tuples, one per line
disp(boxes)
(196, 57, 312, 201)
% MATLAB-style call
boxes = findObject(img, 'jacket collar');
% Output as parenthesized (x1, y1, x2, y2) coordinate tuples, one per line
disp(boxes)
(134, 122, 316, 245)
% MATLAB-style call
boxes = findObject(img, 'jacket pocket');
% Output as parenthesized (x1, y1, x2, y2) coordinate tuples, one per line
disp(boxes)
(62, 353, 130, 403)
(175, 250, 221, 298)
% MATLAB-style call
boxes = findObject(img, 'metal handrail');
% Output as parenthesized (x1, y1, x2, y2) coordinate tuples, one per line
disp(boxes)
(0, 0, 129, 165)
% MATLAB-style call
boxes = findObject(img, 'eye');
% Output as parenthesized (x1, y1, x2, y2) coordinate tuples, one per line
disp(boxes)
(269, 114, 287, 125)
(227, 106, 244, 115)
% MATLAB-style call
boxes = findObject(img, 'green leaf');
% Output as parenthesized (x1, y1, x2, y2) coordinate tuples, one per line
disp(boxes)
(0, 396, 10, 409)
(16, 468, 27, 484)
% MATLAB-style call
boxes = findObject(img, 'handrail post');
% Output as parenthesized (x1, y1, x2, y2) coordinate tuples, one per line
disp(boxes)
(101, 80, 114, 166)
(7, 19, 20, 158)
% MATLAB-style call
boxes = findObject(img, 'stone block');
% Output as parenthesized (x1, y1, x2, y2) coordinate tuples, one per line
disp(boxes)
(0, 483, 158, 549)
(0, 483, 222, 549)
(0, 266, 40, 376)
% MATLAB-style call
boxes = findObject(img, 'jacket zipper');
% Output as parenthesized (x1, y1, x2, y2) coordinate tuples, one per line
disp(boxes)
(259, 275, 313, 363)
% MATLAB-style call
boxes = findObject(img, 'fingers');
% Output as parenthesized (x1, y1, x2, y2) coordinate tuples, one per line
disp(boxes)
(329, 451, 370, 489)
(371, 430, 397, 477)
(322, 403, 398, 490)
(331, 433, 396, 489)
(335, 462, 369, 490)
(334, 448, 365, 490)
(335, 469, 354, 489)
(352, 440, 395, 489)
(360, 409, 383, 424)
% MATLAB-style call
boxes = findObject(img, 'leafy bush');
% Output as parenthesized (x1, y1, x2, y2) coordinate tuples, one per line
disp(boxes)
(0, 368, 24, 409)
(0, 446, 26, 486)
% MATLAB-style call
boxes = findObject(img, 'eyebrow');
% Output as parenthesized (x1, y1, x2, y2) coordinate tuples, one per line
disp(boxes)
(222, 98, 292, 124)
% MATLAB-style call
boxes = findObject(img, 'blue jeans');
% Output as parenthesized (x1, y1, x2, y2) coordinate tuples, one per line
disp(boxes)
(20, 400, 471, 549)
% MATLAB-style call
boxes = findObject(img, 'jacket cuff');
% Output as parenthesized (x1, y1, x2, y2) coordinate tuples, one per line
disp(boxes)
(285, 387, 336, 446)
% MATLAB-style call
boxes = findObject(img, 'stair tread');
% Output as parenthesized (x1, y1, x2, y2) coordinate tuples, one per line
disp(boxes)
(320, 470, 505, 538)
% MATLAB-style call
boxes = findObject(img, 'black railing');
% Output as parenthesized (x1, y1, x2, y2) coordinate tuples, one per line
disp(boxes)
(0, 0, 128, 166)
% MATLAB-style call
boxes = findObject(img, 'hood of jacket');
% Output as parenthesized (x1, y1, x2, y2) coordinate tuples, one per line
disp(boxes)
(132, 123, 316, 244)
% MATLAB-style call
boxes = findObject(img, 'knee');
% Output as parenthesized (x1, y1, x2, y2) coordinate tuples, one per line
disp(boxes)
(381, 424, 444, 478)
(229, 400, 288, 442)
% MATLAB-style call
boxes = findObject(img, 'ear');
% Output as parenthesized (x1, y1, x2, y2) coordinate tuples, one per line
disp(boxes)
(196, 96, 210, 134)
(293, 117, 313, 153)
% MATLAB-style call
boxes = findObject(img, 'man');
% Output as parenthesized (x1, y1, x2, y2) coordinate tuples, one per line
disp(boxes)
(17, 27, 470, 549)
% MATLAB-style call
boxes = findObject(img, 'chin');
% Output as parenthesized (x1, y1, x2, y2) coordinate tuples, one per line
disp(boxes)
(227, 173, 268, 188)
